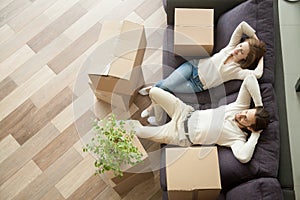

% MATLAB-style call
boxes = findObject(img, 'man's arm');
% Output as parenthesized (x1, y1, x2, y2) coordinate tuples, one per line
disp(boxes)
(253, 56, 264, 79)
(235, 74, 263, 108)
(231, 132, 261, 163)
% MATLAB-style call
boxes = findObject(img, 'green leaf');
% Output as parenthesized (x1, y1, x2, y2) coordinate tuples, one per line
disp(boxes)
(84, 114, 143, 177)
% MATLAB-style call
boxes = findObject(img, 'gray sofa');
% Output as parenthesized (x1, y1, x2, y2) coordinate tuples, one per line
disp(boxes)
(159, 0, 295, 199)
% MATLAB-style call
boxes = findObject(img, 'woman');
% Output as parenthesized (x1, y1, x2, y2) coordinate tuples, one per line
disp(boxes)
(140, 21, 266, 125)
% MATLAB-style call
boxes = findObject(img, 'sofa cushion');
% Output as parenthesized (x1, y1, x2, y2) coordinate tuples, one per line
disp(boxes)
(214, 0, 275, 84)
(226, 178, 283, 200)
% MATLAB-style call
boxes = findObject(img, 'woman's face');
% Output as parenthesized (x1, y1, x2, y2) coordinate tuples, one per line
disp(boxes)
(232, 42, 250, 62)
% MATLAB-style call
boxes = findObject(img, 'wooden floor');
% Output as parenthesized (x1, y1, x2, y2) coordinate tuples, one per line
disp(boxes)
(0, 0, 167, 199)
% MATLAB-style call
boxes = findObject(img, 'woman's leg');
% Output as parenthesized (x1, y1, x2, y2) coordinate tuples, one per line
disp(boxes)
(154, 62, 200, 93)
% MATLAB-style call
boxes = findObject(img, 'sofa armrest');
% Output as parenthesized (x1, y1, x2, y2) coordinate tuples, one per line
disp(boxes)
(164, 0, 247, 25)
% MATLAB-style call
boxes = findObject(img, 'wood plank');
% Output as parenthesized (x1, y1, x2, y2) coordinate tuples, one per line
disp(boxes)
(30, 48, 86, 108)
(33, 111, 94, 170)
(43, 0, 82, 20)
(40, 187, 65, 200)
(12, 147, 83, 200)
(27, 3, 87, 53)
(0, 99, 36, 142)
(135, 0, 163, 20)
(72, 110, 97, 141)
(95, 187, 121, 200)
(33, 124, 80, 171)
(0, 0, 32, 27)
(7, 0, 58, 32)
(143, 6, 167, 35)
(0, 0, 15, 11)
(79, 0, 104, 11)
(124, 12, 144, 25)
(0, 66, 55, 122)
(55, 154, 96, 198)
(73, 139, 89, 158)
(66, 173, 107, 200)
(0, 45, 35, 82)
(122, 173, 161, 200)
(11, 87, 73, 145)
(0, 24, 15, 45)
(64, 0, 121, 40)
(47, 22, 101, 74)
(51, 89, 97, 133)
(0, 160, 42, 200)
(89, 98, 112, 119)
(149, 189, 163, 200)
(0, 134, 20, 164)
(0, 77, 17, 101)
(0, 123, 60, 186)
(0, 14, 51, 63)
(12, 35, 71, 85)
(100, 0, 145, 22)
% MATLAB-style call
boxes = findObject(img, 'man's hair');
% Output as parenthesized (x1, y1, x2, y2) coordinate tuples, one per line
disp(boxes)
(240, 38, 266, 69)
(250, 106, 270, 131)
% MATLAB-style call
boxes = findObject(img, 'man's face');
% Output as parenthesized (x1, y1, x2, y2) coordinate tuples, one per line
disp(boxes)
(235, 109, 256, 129)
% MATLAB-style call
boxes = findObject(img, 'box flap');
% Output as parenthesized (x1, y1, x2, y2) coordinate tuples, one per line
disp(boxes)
(88, 74, 100, 89)
(175, 8, 214, 27)
(114, 21, 144, 60)
(166, 147, 221, 191)
(108, 56, 134, 80)
(107, 21, 145, 80)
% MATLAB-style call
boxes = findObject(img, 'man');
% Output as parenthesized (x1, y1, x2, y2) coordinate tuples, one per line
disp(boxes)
(133, 74, 269, 163)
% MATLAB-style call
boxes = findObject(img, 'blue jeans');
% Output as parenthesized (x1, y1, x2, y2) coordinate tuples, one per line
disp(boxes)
(154, 61, 204, 93)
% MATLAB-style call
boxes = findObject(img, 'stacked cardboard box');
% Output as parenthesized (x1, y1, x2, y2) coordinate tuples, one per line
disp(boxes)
(88, 20, 146, 110)
(174, 8, 214, 57)
(166, 147, 221, 200)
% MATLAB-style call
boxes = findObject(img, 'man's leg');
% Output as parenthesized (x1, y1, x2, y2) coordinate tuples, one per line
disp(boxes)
(125, 120, 170, 143)
(149, 87, 186, 118)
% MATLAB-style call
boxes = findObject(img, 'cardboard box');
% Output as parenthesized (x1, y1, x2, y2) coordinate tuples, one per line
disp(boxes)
(174, 8, 214, 57)
(88, 20, 146, 109)
(103, 134, 154, 197)
(166, 147, 221, 200)
(88, 81, 135, 110)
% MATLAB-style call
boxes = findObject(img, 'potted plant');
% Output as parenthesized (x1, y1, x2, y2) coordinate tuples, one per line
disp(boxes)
(83, 114, 143, 177)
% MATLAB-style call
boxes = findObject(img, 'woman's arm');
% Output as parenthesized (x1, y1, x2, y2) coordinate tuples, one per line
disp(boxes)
(238, 56, 264, 79)
(227, 21, 256, 48)
(231, 132, 260, 163)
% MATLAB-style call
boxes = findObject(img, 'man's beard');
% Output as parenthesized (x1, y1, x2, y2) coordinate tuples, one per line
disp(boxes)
(235, 114, 247, 129)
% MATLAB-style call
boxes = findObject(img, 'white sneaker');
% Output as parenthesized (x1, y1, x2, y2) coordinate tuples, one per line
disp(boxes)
(141, 109, 150, 118)
(138, 86, 152, 96)
(147, 116, 159, 126)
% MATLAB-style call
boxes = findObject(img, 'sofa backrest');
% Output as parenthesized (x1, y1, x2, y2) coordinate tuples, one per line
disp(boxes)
(164, 0, 247, 25)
